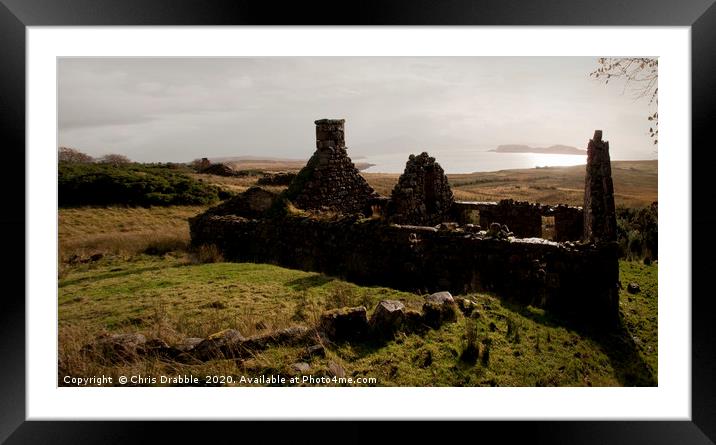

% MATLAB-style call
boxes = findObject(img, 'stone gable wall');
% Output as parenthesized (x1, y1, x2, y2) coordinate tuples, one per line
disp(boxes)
(389, 152, 454, 226)
(584, 130, 617, 243)
(284, 119, 377, 214)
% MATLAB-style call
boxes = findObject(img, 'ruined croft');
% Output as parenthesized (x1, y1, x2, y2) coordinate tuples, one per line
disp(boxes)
(190, 120, 620, 326)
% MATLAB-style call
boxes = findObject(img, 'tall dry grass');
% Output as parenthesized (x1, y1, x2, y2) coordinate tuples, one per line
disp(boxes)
(59, 206, 207, 261)
(58, 300, 301, 385)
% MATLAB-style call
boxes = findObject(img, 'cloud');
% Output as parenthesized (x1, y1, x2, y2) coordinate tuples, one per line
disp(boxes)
(58, 57, 657, 165)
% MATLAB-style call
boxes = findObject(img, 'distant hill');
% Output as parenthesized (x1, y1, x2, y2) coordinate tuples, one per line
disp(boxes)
(490, 144, 586, 155)
(211, 156, 374, 172)
(210, 155, 306, 163)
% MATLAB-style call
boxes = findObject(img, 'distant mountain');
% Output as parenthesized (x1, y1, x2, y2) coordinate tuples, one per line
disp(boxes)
(490, 144, 586, 155)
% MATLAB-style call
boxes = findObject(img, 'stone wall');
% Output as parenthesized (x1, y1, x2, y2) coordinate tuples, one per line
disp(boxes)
(452, 201, 584, 241)
(190, 214, 620, 326)
(388, 152, 454, 226)
(584, 130, 617, 243)
(475, 199, 543, 238)
(284, 119, 377, 214)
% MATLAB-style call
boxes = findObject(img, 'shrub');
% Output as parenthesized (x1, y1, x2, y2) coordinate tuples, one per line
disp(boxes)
(616, 202, 657, 260)
(99, 154, 132, 166)
(59, 163, 223, 207)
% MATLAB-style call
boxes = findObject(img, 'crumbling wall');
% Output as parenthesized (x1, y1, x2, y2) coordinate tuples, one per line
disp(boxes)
(476, 199, 543, 238)
(190, 214, 620, 326)
(284, 119, 377, 214)
(202, 187, 278, 219)
(584, 130, 617, 243)
(389, 152, 454, 226)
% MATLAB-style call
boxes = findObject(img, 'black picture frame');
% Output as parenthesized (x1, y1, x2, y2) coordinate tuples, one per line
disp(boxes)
(1, 0, 712, 443)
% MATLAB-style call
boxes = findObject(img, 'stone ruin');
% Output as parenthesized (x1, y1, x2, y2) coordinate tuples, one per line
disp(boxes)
(584, 130, 617, 243)
(451, 200, 584, 240)
(283, 119, 378, 214)
(198, 157, 211, 170)
(389, 152, 454, 225)
(190, 119, 621, 327)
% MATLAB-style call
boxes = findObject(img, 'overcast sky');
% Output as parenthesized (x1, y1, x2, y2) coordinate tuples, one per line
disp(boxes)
(58, 57, 657, 164)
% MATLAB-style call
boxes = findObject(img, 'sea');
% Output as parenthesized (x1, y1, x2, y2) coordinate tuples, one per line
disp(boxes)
(359, 148, 587, 174)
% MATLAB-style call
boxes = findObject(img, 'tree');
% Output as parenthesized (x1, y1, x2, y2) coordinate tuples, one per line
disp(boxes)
(58, 146, 94, 163)
(99, 154, 132, 166)
(590, 57, 658, 145)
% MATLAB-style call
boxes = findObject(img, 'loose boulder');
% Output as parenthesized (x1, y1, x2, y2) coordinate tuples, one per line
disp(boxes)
(627, 282, 641, 294)
(403, 309, 427, 333)
(369, 300, 406, 339)
(426, 291, 455, 304)
(291, 362, 311, 373)
(319, 306, 369, 341)
(192, 329, 245, 360)
(304, 344, 326, 358)
(328, 361, 346, 378)
(423, 291, 458, 328)
(89, 333, 147, 363)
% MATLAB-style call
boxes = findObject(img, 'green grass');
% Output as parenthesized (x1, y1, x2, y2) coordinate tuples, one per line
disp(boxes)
(58, 255, 657, 387)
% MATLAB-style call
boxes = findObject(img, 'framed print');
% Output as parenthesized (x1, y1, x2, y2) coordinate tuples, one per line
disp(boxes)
(2, 0, 713, 443)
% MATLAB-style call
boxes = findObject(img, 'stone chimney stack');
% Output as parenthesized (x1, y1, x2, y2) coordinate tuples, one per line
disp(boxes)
(583, 130, 617, 243)
(315, 119, 346, 151)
